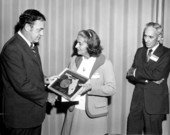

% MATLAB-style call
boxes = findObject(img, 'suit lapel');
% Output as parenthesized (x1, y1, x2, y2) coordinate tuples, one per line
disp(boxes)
(147, 44, 164, 64)
(75, 56, 82, 68)
(33, 45, 42, 67)
(16, 34, 42, 67)
(75, 54, 105, 78)
(152, 44, 164, 58)
(141, 48, 148, 63)
(89, 54, 105, 78)
(133, 47, 149, 68)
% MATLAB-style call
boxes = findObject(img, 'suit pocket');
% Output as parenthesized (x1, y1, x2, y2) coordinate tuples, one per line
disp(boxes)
(86, 96, 108, 118)
(94, 99, 107, 108)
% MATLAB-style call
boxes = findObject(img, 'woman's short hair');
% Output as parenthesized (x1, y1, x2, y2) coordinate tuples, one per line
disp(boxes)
(77, 29, 103, 57)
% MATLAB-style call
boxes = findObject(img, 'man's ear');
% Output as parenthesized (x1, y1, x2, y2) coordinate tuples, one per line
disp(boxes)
(24, 23, 31, 31)
(157, 34, 163, 44)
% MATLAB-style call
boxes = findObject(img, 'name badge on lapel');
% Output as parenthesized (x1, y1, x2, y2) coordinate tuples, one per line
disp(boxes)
(150, 54, 159, 62)
(91, 73, 100, 79)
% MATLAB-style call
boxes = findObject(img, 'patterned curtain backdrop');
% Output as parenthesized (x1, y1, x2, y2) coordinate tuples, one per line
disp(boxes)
(0, 0, 170, 135)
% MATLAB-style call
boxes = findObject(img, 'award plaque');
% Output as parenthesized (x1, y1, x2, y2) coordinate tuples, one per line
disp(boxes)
(48, 68, 88, 101)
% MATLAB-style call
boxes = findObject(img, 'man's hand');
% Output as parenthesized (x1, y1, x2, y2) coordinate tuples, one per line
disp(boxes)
(127, 67, 135, 77)
(153, 78, 164, 85)
(47, 92, 58, 106)
(45, 75, 58, 85)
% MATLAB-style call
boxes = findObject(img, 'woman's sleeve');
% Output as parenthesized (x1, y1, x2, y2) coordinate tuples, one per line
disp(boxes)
(88, 60, 116, 96)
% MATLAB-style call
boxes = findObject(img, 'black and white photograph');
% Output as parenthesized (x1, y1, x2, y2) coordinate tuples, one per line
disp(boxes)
(0, 0, 170, 135)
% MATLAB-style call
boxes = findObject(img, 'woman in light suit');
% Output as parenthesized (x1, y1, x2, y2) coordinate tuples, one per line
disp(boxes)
(61, 29, 116, 135)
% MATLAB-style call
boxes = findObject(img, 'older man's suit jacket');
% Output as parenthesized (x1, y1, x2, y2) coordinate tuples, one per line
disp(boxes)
(0, 33, 48, 128)
(127, 44, 170, 114)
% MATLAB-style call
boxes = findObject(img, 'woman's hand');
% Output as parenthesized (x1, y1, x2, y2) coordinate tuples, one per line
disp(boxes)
(79, 83, 92, 95)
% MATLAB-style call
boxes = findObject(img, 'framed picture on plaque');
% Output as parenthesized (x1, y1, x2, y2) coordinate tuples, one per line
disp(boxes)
(48, 68, 88, 101)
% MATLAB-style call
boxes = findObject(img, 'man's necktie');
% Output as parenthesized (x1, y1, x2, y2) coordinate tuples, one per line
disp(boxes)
(30, 43, 42, 66)
(147, 49, 152, 61)
(30, 43, 37, 54)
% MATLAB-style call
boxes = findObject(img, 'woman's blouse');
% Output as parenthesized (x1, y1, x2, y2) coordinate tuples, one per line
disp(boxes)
(74, 56, 96, 110)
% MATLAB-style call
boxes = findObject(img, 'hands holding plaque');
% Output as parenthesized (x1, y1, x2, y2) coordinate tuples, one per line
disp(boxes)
(44, 75, 59, 105)
(48, 68, 88, 101)
(78, 81, 92, 95)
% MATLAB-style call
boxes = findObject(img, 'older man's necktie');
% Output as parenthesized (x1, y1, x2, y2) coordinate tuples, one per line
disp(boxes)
(147, 49, 152, 61)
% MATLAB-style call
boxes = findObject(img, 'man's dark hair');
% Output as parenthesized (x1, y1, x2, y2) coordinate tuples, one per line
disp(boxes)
(15, 9, 46, 33)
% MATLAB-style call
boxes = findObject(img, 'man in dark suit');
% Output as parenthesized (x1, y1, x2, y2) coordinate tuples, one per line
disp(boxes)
(126, 22, 170, 135)
(0, 9, 57, 135)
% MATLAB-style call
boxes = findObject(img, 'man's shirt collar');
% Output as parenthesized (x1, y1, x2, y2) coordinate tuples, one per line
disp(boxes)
(149, 43, 159, 53)
(18, 31, 31, 47)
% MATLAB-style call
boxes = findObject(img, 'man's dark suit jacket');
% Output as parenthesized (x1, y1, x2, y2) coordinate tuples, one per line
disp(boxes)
(0, 33, 48, 128)
(127, 44, 170, 114)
